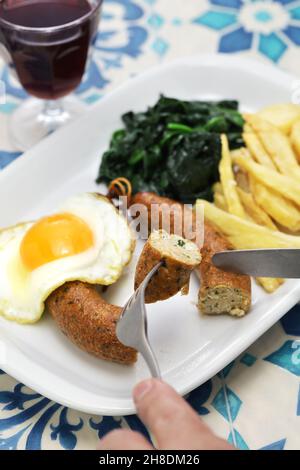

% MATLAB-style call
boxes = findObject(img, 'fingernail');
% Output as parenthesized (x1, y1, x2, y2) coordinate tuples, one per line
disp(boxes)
(133, 379, 154, 403)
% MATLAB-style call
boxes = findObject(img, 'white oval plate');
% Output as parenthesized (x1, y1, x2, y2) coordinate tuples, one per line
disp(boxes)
(0, 54, 299, 416)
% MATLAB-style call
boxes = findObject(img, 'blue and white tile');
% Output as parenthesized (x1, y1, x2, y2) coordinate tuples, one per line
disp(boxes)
(223, 352, 299, 450)
(191, 0, 300, 70)
(187, 376, 232, 443)
(1, 0, 300, 450)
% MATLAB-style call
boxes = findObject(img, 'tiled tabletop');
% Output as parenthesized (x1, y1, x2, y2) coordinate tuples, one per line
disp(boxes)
(0, 0, 299, 450)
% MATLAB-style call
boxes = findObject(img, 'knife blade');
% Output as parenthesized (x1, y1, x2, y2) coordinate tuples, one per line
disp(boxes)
(212, 249, 300, 278)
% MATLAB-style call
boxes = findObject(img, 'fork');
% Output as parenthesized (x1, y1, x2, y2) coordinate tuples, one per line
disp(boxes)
(116, 262, 162, 378)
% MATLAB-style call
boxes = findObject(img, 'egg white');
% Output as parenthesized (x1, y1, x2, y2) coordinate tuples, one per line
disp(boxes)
(0, 193, 135, 324)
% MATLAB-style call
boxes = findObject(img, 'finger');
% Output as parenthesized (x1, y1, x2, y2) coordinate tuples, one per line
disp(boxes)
(133, 379, 233, 450)
(98, 429, 153, 450)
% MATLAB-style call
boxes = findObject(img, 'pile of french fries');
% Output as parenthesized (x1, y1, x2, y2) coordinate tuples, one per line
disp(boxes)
(197, 103, 300, 293)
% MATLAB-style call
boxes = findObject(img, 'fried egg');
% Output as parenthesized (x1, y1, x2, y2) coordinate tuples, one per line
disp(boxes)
(0, 193, 135, 324)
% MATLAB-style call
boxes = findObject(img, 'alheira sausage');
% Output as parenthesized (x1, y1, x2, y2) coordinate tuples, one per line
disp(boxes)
(47, 281, 138, 365)
(47, 192, 251, 366)
(130, 192, 251, 317)
(47, 229, 201, 365)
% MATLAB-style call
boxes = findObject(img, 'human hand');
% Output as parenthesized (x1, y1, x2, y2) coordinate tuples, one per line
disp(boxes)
(98, 379, 234, 450)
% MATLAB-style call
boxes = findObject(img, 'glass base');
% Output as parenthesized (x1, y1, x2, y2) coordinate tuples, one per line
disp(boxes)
(9, 96, 87, 151)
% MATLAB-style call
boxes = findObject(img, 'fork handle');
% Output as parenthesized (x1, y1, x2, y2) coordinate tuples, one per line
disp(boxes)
(140, 340, 161, 379)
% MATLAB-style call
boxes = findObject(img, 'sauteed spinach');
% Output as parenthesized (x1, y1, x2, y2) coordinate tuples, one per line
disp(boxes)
(97, 96, 244, 203)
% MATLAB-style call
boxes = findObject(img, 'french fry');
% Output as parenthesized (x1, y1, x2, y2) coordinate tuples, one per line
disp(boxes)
(213, 182, 227, 210)
(209, 107, 300, 293)
(290, 120, 300, 163)
(212, 182, 223, 195)
(233, 152, 300, 207)
(234, 169, 282, 291)
(256, 277, 284, 293)
(214, 191, 228, 211)
(245, 114, 300, 179)
(235, 181, 282, 291)
(219, 148, 282, 291)
(243, 124, 276, 169)
(257, 103, 300, 135)
(219, 134, 245, 218)
(196, 200, 300, 250)
(236, 186, 277, 230)
(250, 177, 300, 232)
(234, 168, 250, 193)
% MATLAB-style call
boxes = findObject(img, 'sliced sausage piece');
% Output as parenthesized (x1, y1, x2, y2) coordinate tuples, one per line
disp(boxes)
(135, 229, 201, 303)
(199, 221, 251, 317)
(131, 192, 251, 317)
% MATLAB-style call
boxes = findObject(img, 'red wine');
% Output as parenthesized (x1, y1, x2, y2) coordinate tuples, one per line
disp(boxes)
(0, 0, 101, 100)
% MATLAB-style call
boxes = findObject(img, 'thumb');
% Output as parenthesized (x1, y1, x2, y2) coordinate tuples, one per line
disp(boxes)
(133, 379, 232, 450)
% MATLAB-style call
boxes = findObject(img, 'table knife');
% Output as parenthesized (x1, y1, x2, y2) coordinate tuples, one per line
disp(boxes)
(212, 249, 300, 278)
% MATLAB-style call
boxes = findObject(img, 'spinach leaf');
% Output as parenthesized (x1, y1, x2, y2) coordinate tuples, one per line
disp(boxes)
(97, 95, 244, 203)
(166, 132, 221, 203)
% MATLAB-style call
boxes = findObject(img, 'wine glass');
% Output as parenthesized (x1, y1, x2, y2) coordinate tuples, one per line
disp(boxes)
(0, 0, 103, 151)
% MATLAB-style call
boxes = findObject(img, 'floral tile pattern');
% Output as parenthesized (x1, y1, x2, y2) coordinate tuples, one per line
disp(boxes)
(195, 0, 300, 63)
(0, 0, 299, 450)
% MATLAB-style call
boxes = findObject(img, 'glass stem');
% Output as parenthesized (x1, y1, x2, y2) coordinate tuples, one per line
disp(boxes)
(40, 99, 66, 134)
(44, 99, 64, 116)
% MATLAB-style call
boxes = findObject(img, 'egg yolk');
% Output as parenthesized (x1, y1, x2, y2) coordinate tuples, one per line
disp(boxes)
(20, 213, 94, 271)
